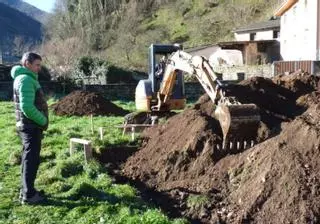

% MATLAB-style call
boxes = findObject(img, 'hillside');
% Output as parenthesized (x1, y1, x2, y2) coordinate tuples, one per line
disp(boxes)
(0, 2, 42, 63)
(0, 2, 42, 38)
(44, 0, 281, 72)
(0, 0, 47, 23)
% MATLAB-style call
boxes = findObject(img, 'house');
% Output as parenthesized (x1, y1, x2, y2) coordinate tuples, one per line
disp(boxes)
(234, 17, 280, 41)
(217, 18, 281, 65)
(184, 16, 282, 66)
(218, 40, 281, 65)
(275, 0, 320, 61)
(272, 0, 320, 75)
(186, 17, 281, 65)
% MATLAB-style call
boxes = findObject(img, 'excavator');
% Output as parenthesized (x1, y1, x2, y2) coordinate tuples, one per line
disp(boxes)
(126, 44, 260, 150)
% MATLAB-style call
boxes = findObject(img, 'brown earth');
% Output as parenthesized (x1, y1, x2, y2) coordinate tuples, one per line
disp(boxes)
(51, 90, 129, 116)
(121, 73, 320, 223)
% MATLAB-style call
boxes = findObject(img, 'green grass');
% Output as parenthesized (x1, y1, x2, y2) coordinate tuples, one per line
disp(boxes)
(186, 194, 210, 210)
(0, 101, 187, 224)
(112, 101, 136, 112)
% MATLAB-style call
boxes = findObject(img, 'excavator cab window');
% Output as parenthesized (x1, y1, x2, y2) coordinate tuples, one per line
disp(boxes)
(155, 55, 167, 80)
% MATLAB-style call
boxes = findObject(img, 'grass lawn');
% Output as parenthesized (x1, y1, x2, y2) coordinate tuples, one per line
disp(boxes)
(0, 101, 187, 224)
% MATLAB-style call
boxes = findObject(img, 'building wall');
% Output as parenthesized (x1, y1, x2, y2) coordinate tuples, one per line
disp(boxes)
(235, 30, 278, 41)
(280, 0, 319, 60)
(317, 0, 320, 59)
(255, 30, 276, 40)
(244, 43, 259, 64)
(235, 33, 250, 41)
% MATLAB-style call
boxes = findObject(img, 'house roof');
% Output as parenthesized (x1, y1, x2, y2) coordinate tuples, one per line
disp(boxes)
(185, 44, 217, 52)
(219, 40, 278, 47)
(218, 40, 279, 50)
(234, 18, 280, 34)
(186, 45, 220, 58)
(275, 0, 299, 16)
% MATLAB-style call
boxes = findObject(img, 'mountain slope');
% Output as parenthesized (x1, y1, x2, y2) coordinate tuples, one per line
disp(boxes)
(0, 2, 42, 63)
(0, 0, 47, 23)
(107, 0, 281, 68)
(0, 2, 42, 38)
(44, 0, 282, 71)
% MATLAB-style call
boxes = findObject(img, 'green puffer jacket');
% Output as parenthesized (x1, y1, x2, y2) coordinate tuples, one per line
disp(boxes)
(11, 65, 48, 129)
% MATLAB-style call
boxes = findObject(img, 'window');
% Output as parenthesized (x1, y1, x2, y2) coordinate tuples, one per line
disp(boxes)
(304, 29, 309, 44)
(304, 0, 308, 13)
(250, 33, 256, 41)
(292, 6, 297, 16)
(273, 30, 280, 39)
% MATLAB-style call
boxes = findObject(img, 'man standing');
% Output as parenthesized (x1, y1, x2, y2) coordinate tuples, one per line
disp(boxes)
(11, 52, 48, 204)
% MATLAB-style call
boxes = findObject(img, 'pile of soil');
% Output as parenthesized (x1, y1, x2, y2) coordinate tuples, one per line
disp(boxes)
(122, 73, 320, 223)
(221, 98, 320, 223)
(273, 71, 319, 95)
(52, 90, 129, 116)
(195, 73, 319, 139)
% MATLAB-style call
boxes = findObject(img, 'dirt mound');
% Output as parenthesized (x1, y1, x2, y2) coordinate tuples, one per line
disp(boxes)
(297, 91, 320, 108)
(52, 90, 129, 116)
(223, 99, 320, 223)
(196, 74, 319, 133)
(124, 108, 223, 189)
(122, 74, 320, 223)
(273, 71, 319, 95)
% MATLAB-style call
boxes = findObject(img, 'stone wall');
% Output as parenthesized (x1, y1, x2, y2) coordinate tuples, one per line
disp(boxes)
(0, 82, 12, 100)
(80, 82, 206, 101)
(85, 84, 136, 101)
(0, 82, 205, 101)
(214, 64, 273, 80)
(0, 65, 274, 101)
(0, 81, 65, 100)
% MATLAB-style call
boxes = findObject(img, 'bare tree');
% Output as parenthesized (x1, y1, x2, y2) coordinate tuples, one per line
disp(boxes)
(13, 36, 33, 56)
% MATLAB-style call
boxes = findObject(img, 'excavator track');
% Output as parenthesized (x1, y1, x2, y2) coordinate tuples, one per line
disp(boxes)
(215, 103, 260, 151)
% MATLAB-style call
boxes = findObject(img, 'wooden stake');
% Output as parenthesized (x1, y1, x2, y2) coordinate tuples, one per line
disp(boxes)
(90, 114, 94, 134)
(99, 127, 104, 140)
(131, 126, 135, 141)
(84, 144, 93, 163)
(69, 140, 74, 155)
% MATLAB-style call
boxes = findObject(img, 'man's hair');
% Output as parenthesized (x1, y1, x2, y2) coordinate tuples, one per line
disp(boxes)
(21, 52, 42, 65)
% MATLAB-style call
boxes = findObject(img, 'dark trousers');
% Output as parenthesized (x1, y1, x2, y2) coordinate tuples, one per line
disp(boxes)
(18, 127, 43, 198)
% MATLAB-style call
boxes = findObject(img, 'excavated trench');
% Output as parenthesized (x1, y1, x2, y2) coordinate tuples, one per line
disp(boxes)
(97, 73, 320, 223)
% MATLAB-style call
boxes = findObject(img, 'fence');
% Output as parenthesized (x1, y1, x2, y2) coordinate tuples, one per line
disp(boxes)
(273, 60, 320, 75)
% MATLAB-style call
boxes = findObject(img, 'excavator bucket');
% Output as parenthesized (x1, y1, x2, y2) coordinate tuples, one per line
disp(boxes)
(215, 104, 260, 151)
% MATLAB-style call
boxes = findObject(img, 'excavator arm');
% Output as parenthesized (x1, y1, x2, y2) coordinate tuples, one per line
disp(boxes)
(155, 50, 223, 108)
(154, 50, 261, 151)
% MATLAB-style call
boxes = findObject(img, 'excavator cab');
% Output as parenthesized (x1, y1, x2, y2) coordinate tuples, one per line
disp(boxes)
(135, 44, 187, 111)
